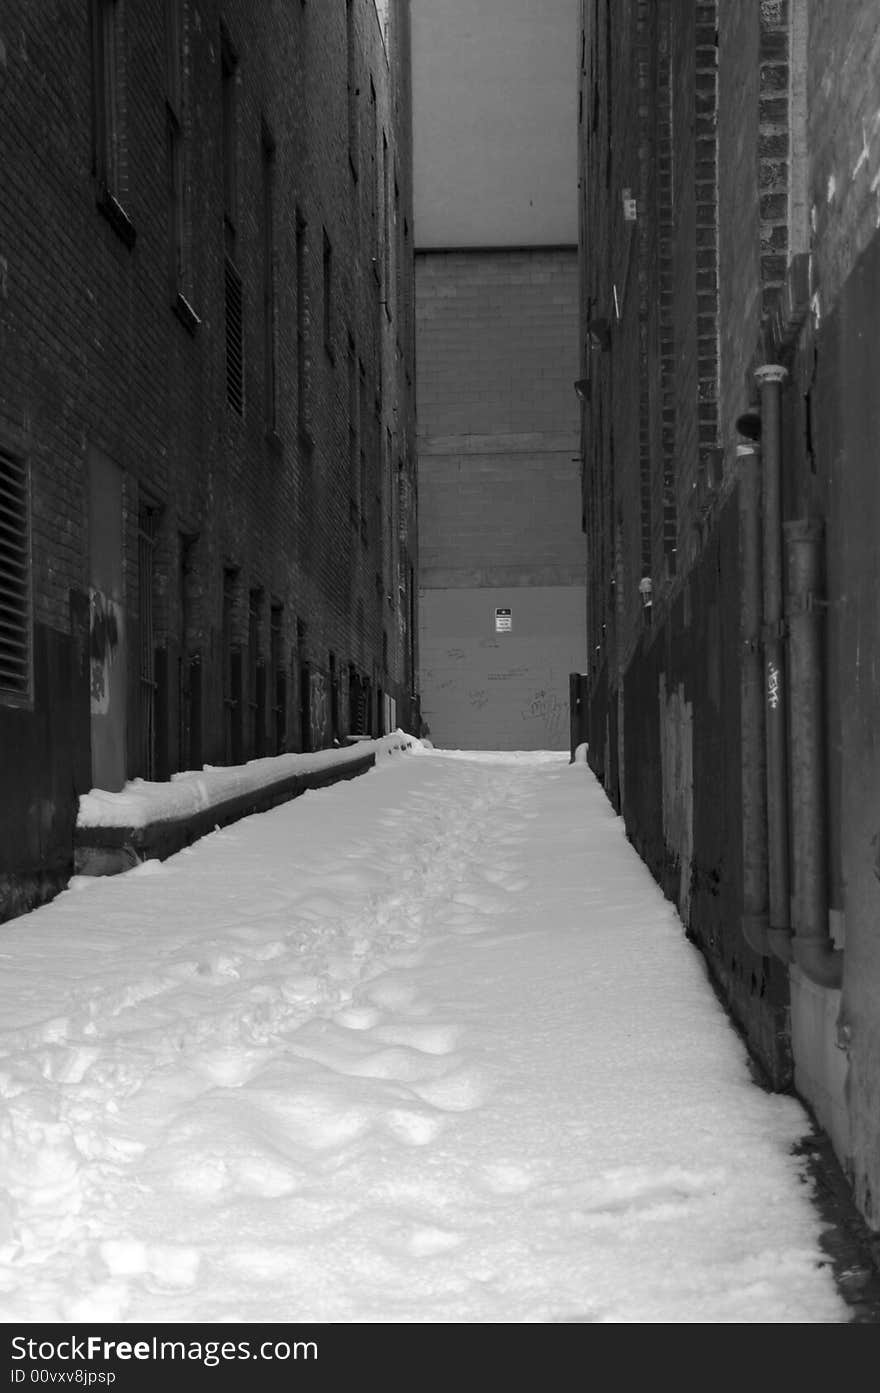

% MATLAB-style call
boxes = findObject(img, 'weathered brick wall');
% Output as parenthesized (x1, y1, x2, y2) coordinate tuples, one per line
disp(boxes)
(807, 0, 880, 317)
(0, 0, 416, 917)
(717, 0, 762, 446)
(416, 249, 582, 586)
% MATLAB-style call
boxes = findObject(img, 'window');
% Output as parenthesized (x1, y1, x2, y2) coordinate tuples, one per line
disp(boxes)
(166, 0, 195, 325)
(270, 603, 286, 754)
(248, 587, 264, 758)
(348, 335, 359, 518)
(369, 78, 378, 246)
(322, 228, 333, 358)
(137, 503, 160, 778)
(225, 255, 244, 414)
(221, 26, 238, 246)
(296, 211, 309, 436)
(262, 121, 277, 431)
(358, 359, 368, 542)
(346, 0, 359, 178)
(0, 449, 31, 702)
(221, 27, 242, 413)
(222, 567, 240, 764)
(384, 426, 394, 603)
(89, 0, 135, 244)
(392, 166, 400, 329)
(382, 132, 390, 305)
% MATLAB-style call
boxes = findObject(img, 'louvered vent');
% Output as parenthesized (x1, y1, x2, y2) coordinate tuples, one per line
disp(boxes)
(0, 449, 31, 697)
(225, 254, 244, 414)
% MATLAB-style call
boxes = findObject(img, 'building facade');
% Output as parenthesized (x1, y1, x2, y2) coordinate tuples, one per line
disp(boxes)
(0, 0, 418, 923)
(579, 0, 880, 1236)
(411, 0, 586, 750)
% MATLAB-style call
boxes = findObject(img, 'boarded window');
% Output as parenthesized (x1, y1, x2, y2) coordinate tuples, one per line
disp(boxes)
(0, 449, 31, 699)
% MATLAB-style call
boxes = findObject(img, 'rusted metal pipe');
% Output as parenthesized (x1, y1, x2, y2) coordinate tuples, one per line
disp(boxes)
(784, 519, 843, 989)
(737, 444, 771, 957)
(755, 365, 793, 964)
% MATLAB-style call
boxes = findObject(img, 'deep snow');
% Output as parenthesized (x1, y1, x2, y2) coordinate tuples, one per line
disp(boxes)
(0, 743, 847, 1322)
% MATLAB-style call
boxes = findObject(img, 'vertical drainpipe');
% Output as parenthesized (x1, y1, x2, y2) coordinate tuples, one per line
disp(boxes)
(784, 519, 843, 988)
(754, 365, 793, 963)
(737, 443, 771, 957)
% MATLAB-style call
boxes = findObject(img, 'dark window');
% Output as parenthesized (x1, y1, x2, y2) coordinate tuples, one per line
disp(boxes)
(369, 78, 378, 239)
(225, 254, 244, 414)
(296, 211, 308, 435)
(346, 0, 359, 178)
(222, 27, 242, 413)
(270, 603, 286, 754)
(358, 359, 368, 542)
(384, 426, 394, 601)
(248, 588, 264, 758)
(165, 0, 193, 318)
(262, 121, 277, 430)
(90, 0, 134, 244)
(0, 449, 31, 701)
(382, 132, 391, 304)
(348, 335, 359, 517)
(221, 26, 238, 246)
(137, 504, 160, 778)
(222, 568, 240, 764)
(322, 228, 333, 357)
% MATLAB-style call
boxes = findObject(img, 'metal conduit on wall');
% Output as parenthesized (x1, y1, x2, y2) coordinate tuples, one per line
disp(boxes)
(754, 365, 794, 965)
(747, 365, 843, 990)
(737, 443, 772, 958)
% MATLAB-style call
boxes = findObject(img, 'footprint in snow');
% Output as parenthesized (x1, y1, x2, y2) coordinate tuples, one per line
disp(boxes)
(373, 1022, 461, 1055)
(384, 1108, 446, 1146)
(479, 1161, 536, 1195)
(100, 1239, 200, 1288)
(365, 977, 421, 1012)
(343, 1046, 451, 1083)
(410, 1068, 488, 1112)
(332, 1005, 384, 1031)
(405, 1226, 464, 1257)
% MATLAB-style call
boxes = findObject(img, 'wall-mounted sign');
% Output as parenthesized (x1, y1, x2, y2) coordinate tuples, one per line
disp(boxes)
(495, 607, 512, 633)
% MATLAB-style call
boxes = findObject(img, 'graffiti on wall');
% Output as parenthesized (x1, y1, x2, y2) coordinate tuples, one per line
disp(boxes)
(89, 588, 123, 715)
(522, 688, 565, 746)
(309, 669, 329, 749)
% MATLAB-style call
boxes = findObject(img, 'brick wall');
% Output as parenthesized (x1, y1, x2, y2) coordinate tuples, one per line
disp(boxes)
(807, 0, 880, 317)
(416, 247, 585, 747)
(0, 0, 417, 918)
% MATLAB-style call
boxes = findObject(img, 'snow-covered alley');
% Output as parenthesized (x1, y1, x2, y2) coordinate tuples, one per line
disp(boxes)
(0, 745, 850, 1324)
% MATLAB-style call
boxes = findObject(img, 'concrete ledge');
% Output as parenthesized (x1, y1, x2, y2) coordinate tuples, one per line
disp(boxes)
(74, 751, 377, 877)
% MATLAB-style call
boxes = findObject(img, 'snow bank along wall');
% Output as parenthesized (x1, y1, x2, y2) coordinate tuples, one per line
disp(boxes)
(580, 0, 880, 1237)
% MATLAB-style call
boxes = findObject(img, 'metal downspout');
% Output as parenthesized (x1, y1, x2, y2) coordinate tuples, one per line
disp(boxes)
(754, 365, 793, 964)
(737, 444, 771, 957)
(784, 519, 843, 989)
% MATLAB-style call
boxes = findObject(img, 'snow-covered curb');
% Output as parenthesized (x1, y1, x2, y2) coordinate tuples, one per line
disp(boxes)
(73, 732, 423, 877)
(78, 731, 423, 830)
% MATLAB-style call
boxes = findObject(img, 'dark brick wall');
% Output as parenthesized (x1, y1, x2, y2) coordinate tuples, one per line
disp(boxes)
(578, 0, 793, 1083)
(0, 0, 417, 919)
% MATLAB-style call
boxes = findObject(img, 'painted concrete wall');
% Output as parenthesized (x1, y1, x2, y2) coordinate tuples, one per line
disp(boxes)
(411, 0, 578, 246)
(420, 586, 585, 750)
